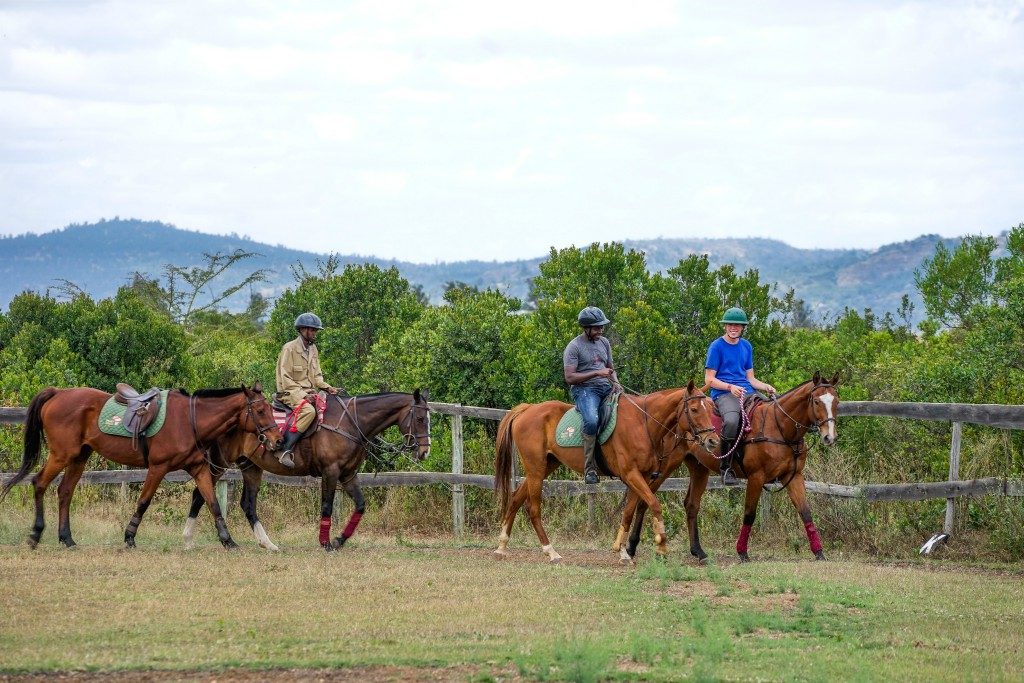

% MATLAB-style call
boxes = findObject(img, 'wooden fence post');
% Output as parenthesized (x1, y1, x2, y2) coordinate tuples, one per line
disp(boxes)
(944, 421, 962, 535)
(452, 413, 464, 537)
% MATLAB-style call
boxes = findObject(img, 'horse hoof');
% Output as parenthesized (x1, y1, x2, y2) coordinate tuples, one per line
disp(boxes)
(26, 537, 39, 550)
(619, 554, 635, 567)
(222, 539, 239, 550)
(549, 556, 562, 564)
(124, 540, 136, 550)
(738, 552, 750, 563)
(60, 540, 77, 550)
(493, 548, 508, 559)
(321, 542, 335, 552)
(813, 550, 825, 561)
(691, 549, 707, 562)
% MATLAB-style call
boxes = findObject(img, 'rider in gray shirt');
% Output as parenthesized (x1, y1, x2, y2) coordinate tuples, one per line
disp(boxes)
(563, 306, 621, 484)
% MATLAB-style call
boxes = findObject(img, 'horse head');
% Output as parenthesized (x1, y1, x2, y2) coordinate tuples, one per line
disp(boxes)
(399, 388, 432, 460)
(241, 381, 284, 451)
(678, 379, 719, 454)
(808, 371, 840, 447)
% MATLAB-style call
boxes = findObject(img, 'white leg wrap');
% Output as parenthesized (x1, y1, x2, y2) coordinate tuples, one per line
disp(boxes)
(253, 522, 280, 552)
(183, 517, 197, 550)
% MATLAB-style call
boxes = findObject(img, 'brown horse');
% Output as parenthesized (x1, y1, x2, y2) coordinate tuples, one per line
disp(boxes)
(0, 383, 282, 549)
(617, 372, 840, 563)
(182, 390, 432, 550)
(493, 381, 719, 562)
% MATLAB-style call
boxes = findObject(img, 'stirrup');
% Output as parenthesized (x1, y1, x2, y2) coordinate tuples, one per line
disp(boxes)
(721, 467, 739, 485)
(584, 470, 599, 485)
(278, 450, 295, 469)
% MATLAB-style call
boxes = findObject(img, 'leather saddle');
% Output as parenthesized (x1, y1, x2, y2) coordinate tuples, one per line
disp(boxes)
(114, 383, 161, 460)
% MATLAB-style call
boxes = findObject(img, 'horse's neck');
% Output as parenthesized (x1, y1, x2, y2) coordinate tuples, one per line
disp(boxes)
(190, 393, 244, 440)
(644, 388, 686, 439)
(345, 393, 408, 437)
(770, 386, 812, 438)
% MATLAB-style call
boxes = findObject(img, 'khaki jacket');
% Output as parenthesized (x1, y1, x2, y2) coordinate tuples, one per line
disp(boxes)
(276, 336, 332, 407)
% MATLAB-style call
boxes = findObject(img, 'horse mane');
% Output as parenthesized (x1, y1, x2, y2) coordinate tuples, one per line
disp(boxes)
(774, 379, 814, 399)
(180, 387, 249, 398)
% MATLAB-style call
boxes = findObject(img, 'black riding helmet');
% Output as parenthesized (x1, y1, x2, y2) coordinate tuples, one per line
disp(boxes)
(577, 306, 610, 327)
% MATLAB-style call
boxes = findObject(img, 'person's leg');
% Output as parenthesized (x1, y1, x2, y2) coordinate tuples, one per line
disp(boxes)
(715, 393, 742, 485)
(573, 386, 601, 484)
(279, 402, 315, 468)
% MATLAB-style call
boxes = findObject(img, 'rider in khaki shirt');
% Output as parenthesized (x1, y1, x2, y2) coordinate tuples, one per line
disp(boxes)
(275, 312, 338, 467)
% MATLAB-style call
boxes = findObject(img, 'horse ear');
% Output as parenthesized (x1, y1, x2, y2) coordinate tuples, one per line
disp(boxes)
(414, 388, 421, 401)
(829, 372, 840, 386)
(687, 379, 695, 392)
(253, 380, 263, 393)
(813, 370, 821, 385)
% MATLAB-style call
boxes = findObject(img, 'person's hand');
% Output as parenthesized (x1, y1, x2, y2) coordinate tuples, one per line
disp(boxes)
(762, 384, 776, 396)
(326, 386, 338, 395)
(729, 384, 745, 398)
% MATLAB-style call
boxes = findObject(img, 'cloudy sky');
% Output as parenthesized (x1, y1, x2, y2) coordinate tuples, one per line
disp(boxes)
(1, 1, 1022, 262)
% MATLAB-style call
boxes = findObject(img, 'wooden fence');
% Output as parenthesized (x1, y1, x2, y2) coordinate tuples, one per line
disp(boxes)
(2, 401, 1023, 535)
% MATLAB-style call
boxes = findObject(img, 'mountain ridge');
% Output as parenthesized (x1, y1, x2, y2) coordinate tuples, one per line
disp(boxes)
(0, 218, 973, 322)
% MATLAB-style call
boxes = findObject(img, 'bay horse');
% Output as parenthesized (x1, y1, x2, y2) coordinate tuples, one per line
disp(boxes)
(0, 383, 282, 549)
(616, 372, 840, 563)
(493, 381, 719, 562)
(182, 390, 432, 550)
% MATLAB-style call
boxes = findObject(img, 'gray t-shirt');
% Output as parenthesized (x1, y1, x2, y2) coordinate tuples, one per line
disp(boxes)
(563, 333, 614, 389)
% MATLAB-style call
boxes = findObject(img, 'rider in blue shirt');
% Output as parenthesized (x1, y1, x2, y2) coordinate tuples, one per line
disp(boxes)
(704, 307, 776, 485)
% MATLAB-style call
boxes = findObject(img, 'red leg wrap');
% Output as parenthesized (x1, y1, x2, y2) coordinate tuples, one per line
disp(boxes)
(342, 511, 363, 539)
(319, 516, 331, 545)
(736, 524, 752, 554)
(804, 520, 823, 553)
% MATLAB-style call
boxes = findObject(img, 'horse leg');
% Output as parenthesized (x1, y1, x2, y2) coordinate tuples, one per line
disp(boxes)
(186, 464, 237, 549)
(183, 486, 206, 550)
(319, 471, 340, 551)
(240, 467, 278, 551)
(786, 473, 824, 560)
(124, 465, 170, 549)
(495, 459, 557, 558)
(56, 450, 91, 548)
(614, 491, 639, 553)
(621, 469, 667, 557)
(27, 457, 67, 549)
(524, 472, 561, 562)
(183, 468, 226, 549)
(685, 463, 710, 562)
(736, 473, 766, 562)
(332, 476, 365, 549)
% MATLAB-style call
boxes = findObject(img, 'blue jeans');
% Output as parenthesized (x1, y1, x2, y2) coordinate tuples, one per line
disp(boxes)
(570, 384, 612, 436)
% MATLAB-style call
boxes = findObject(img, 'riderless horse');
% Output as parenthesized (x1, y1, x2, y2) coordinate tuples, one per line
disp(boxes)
(0, 383, 282, 549)
(182, 390, 432, 550)
(615, 372, 840, 563)
(494, 381, 718, 562)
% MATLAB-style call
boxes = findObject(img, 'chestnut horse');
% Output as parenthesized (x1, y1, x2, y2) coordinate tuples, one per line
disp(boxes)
(616, 372, 840, 563)
(0, 383, 282, 549)
(182, 390, 432, 550)
(493, 381, 719, 562)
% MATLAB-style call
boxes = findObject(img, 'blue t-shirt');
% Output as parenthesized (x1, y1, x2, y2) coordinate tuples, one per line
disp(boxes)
(705, 337, 753, 399)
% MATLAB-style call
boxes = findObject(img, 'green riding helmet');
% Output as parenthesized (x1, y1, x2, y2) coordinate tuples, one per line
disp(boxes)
(720, 307, 749, 325)
(294, 312, 324, 330)
(577, 306, 611, 327)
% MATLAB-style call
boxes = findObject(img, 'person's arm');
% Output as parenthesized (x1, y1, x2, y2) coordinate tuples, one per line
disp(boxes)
(705, 368, 745, 397)
(564, 365, 614, 385)
(310, 348, 337, 394)
(745, 369, 776, 395)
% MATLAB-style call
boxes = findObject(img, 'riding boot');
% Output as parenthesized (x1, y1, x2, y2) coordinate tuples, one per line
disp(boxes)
(582, 433, 599, 485)
(278, 429, 301, 469)
(720, 437, 739, 486)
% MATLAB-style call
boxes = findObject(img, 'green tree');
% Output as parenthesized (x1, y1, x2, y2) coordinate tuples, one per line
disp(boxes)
(914, 235, 997, 329)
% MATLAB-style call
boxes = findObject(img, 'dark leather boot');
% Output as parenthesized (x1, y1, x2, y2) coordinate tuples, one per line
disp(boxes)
(278, 429, 301, 469)
(720, 437, 739, 485)
(582, 433, 599, 485)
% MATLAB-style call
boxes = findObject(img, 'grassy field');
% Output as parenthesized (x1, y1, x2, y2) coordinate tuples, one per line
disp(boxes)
(1, 504, 1023, 682)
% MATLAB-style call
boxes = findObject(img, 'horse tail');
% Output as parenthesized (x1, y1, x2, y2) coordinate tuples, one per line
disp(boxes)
(0, 387, 58, 502)
(495, 403, 530, 519)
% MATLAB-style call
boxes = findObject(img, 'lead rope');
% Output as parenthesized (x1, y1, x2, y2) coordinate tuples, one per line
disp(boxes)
(714, 404, 750, 461)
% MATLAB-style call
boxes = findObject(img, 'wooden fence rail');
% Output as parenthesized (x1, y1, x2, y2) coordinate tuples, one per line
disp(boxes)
(3, 399, 1023, 535)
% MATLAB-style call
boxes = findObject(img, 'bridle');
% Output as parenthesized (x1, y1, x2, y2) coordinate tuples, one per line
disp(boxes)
(400, 399, 432, 452)
(772, 382, 837, 435)
(670, 393, 717, 453)
(189, 389, 278, 473)
(320, 393, 432, 464)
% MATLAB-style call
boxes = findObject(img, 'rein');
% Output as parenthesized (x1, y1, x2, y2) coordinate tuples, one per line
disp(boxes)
(620, 386, 716, 457)
(318, 394, 431, 471)
(189, 391, 275, 476)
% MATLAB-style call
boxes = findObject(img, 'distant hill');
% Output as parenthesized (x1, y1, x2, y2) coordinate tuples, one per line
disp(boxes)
(0, 218, 974, 323)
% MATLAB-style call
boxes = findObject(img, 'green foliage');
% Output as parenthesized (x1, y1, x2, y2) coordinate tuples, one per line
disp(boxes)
(914, 234, 997, 329)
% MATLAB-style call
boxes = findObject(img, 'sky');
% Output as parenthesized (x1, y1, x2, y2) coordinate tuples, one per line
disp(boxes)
(1, 1, 1022, 263)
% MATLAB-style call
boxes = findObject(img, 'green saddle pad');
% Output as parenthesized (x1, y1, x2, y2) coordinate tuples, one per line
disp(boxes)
(98, 390, 170, 438)
(556, 397, 618, 447)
